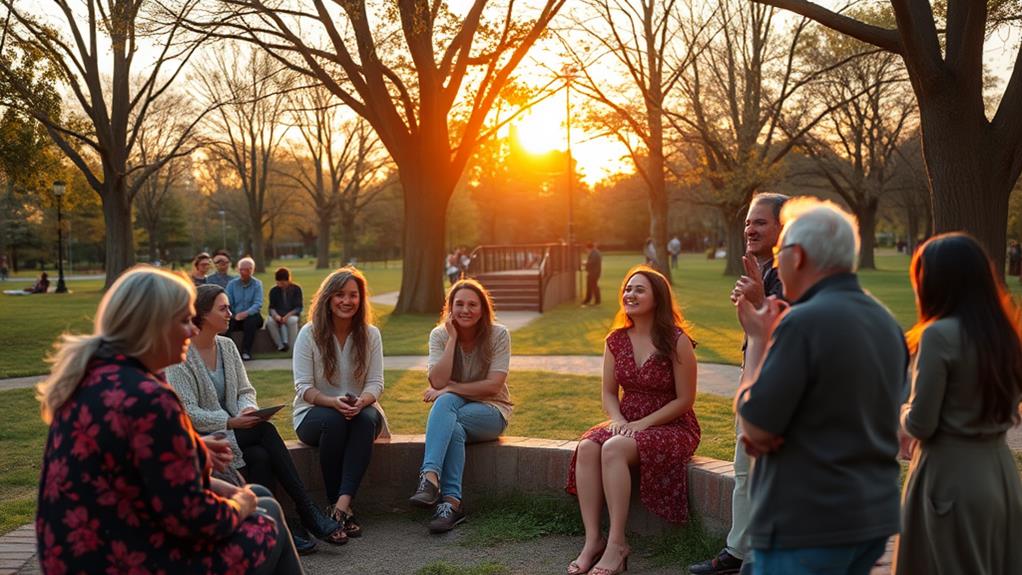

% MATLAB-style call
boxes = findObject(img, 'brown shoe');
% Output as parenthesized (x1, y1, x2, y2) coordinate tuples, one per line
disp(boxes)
(409, 473, 440, 508)
(428, 499, 466, 533)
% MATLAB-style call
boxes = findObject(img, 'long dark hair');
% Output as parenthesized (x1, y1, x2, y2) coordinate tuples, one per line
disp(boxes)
(610, 265, 690, 362)
(308, 266, 374, 384)
(440, 279, 497, 376)
(907, 233, 1022, 425)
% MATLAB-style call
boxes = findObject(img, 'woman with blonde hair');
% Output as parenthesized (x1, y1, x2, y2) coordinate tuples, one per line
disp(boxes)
(565, 265, 700, 575)
(292, 266, 388, 540)
(407, 278, 512, 534)
(894, 233, 1022, 574)
(35, 266, 302, 574)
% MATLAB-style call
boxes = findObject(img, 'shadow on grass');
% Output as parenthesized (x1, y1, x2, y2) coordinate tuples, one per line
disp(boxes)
(460, 493, 584, 547)
(643, 514, 726, 568)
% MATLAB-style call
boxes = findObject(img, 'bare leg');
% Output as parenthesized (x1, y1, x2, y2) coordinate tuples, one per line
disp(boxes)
(593, 435, 638, 572)
(570, 440, 607, 572)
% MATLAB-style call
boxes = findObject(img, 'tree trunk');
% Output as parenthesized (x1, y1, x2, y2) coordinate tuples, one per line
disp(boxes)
(316, 210, 331, 269)
(340, 210, 356, 266)
(102, 184, 135, 288)
(722, 205, 745, 276)
(856, 199, 878, 270)
(919, 93, 1013, 274)
(395, 160, 453, 315)
(250, 213, 266, 274)
(646, 163, 672, 283)
(904, 203, 919, 255)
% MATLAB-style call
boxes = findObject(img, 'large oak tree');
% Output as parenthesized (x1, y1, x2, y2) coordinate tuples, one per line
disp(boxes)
(754, 0, 1022, 270)
(0, 0, 210, 286)
(202, 0, 566, 313)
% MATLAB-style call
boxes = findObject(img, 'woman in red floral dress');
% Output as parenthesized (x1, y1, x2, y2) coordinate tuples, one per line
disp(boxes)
(566, 265, 701, 575)
(35, 267, 303, 574)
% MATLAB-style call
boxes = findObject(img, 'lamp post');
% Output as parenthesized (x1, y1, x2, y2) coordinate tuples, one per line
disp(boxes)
(52, 181, 68, 293)
(562, 65, 580, 300)
(219, 209, 227, 250)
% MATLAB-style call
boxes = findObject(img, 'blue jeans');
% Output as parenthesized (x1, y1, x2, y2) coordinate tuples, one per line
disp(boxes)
(752, 537, 887, 575)
(421, 393, 506, 501)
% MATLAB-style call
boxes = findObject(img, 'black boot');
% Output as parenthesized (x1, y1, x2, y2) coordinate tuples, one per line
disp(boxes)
(297, 501, 346, 545)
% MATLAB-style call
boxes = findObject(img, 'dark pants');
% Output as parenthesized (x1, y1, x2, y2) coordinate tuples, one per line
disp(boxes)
(583, 273, 600, 305)
(295, 405, 380, 505)
(230, 314, 264, 355)
(249, 484, 304, 575)
(236, 421, 313, 512)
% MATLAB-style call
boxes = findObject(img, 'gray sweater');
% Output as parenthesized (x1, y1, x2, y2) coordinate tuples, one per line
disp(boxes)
(166, 336, 258, 469)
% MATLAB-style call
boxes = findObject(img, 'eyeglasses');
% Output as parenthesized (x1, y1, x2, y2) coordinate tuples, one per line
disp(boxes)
(213, 259, 229, 265)
(771, 243, 798, 257)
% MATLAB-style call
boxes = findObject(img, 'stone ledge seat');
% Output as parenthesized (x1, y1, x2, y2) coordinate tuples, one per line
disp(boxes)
(282, 434, 734, 535)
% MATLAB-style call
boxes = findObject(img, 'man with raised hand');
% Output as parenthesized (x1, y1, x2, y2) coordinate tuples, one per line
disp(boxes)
(690, 192, 787, 575)
(734, 198, 906, 575)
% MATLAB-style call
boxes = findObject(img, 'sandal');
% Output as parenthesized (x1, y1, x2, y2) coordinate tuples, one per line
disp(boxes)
(567, 539, 607, 575)
(336, 509, 362, 538)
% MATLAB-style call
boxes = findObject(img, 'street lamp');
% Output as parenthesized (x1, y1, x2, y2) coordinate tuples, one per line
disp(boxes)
(52, 181, 68, 293)
(562, 65, 581, 301)
(219, 209, 226, 250)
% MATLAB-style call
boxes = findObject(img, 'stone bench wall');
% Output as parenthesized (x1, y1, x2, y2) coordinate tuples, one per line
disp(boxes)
(283, 435, 735, 535)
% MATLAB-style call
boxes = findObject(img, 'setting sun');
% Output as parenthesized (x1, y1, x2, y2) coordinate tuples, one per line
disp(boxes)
(512, 95, 633, 186)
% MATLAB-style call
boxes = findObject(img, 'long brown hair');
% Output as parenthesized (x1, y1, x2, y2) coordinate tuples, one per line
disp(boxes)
(440, 279, 497, 377)
(906, 233, 1022, 425)
(308, 266, 374, 384)
(609, 265, 690, 362)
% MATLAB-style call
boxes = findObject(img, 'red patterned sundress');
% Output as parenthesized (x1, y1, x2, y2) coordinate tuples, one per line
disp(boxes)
(566, 327, 701, 523)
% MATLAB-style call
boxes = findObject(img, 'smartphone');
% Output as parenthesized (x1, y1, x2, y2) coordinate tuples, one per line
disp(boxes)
(341, 393, 357, 405)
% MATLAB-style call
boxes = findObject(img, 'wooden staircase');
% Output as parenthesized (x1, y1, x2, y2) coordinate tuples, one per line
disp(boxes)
(474, 270, 542, 312)
(466, 243, 578, 313)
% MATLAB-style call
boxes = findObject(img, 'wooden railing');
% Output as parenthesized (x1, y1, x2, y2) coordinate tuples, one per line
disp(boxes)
(466, 243, 578, 310)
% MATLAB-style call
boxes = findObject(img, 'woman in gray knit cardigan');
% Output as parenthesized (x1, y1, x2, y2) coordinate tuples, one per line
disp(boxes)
(167, 284, 347, 550)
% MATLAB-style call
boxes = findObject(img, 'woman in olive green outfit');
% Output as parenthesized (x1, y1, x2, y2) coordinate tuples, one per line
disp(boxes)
(894, 233, 1022, 575)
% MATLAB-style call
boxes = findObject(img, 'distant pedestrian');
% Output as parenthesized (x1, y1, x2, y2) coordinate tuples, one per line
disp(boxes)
(207, 250, 236, 289)
(893, 233, 1022, 575)
(582, 242, 602, 306)
(189, 252, 211, 287)
(667, 236, 681, 269)
(445, 251, 461, 285)
(226, 257, 264, 360)
(735, 197, 907, 575)
(644, 238, 657, 266)
(0, 255, 8, 280)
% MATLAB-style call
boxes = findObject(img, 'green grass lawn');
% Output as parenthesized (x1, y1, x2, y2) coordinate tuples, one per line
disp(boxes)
(0, 369, 735, 535)
(1, 249, 958, 377)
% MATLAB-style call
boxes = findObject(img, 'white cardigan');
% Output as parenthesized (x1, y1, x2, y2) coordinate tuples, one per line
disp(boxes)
(165, 335, 258, 468)
(291, 322, 390, 438)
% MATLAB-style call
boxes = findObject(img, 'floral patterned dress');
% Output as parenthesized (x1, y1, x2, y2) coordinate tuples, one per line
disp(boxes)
(566, 327, 701, 523)
(36, 351, 279, 574)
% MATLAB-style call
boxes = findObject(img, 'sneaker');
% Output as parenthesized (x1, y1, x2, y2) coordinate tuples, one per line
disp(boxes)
(276, 344, 287, 352)
(241, 352, 252, 361)
(428, 500, 465, 533)
(408, 474, 440, 508)
(689, 549, 742, 574)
